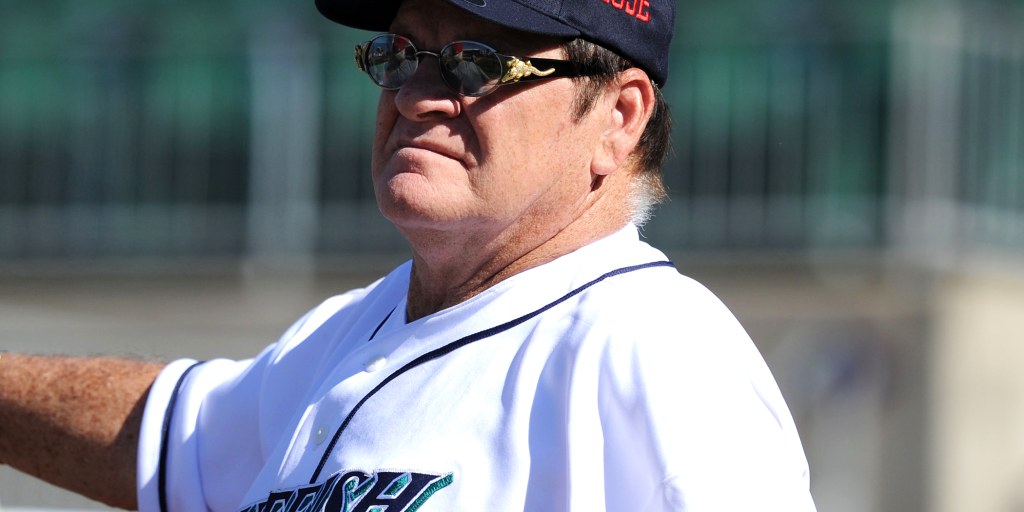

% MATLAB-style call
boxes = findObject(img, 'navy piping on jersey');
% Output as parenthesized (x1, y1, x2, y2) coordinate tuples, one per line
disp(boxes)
(158, 361, 205, 512)
(309, 260, 674, 484)
(368, 306, 398, 342)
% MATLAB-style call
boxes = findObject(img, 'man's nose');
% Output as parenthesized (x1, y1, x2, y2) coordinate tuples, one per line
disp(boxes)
(392, 56, 461, 121)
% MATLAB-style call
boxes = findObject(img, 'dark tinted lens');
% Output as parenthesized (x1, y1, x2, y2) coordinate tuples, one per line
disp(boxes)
(365, 34, 418, 89)
(439, 42, 503, 96)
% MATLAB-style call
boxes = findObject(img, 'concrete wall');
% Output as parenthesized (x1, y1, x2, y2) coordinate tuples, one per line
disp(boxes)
(931, 261, 1024, 512)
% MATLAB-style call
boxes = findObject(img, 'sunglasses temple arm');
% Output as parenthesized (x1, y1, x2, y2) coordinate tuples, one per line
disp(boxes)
(500, 56, 599, 84)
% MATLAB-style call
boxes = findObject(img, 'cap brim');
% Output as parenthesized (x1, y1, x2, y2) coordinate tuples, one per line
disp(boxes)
(316, 0, 581, 39)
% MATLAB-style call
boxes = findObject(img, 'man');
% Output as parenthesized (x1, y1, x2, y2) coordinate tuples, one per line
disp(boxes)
(0, 0, 816, 510)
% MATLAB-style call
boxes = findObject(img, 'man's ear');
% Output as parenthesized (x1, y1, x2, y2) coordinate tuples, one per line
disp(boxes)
(592, 68, 656, 177)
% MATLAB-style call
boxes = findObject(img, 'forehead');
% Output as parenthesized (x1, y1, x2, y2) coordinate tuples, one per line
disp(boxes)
(390, 0, 559, 53)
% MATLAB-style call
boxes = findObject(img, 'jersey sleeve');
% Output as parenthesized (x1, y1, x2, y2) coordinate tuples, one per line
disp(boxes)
(137, 355, 262, 512)
(594, 275, 816, 512)
(135, 291, 366, 512)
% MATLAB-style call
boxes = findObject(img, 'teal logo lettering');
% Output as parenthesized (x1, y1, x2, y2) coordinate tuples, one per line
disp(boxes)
(238, 470, 453, 512)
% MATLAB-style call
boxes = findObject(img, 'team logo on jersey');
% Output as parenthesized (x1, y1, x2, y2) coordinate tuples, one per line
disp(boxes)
(237, 470, 453, 512)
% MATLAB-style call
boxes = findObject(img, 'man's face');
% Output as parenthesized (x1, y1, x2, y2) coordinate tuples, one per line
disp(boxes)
(371, 0, 609, 246)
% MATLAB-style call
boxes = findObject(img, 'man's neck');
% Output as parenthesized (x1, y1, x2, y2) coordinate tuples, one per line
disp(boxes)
(401, 209, 630, 322)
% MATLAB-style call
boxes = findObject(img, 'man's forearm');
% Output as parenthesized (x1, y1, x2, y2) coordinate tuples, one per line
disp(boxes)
(0, 353, 165, 509)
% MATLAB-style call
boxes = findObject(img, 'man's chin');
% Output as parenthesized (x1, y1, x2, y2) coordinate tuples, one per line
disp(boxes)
(378, 200, 457, 234)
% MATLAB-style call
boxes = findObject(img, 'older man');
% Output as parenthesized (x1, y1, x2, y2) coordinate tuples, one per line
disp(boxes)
(0, 0, 816, 510)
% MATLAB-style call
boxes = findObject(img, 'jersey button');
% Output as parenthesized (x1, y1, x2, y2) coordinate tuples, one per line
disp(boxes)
(364, 356, 387, 373)
(314, 425, 328, 446)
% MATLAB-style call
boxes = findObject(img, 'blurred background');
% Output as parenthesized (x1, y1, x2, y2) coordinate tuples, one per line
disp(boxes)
(1, 0, 1023, 510)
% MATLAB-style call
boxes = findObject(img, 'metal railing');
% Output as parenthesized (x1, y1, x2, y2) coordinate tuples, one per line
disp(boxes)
(0, 4, 1020, 264)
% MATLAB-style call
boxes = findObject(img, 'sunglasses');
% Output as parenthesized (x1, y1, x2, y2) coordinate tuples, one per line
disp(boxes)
(355, 33, 595, 97)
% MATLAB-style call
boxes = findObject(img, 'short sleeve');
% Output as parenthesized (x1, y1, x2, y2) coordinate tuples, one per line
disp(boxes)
(136, 355, 267, 512)
(135, 293, 360, 512)
(595, 275, 816, 511)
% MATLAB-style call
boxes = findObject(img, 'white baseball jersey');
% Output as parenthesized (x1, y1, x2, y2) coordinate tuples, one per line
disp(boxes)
(137, 225, 815, 512)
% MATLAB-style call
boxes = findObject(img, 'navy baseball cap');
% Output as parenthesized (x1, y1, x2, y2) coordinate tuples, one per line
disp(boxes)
(315, 0, 675, 86)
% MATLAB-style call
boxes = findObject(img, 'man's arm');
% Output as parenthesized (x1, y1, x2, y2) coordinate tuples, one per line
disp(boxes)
(0, 353, 165, 509)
